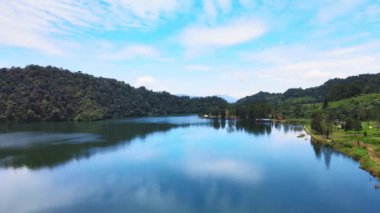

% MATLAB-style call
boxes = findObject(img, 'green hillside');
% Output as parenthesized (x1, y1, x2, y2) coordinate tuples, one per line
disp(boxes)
(235, 72, 380, 121)
(237, 73, 380, 106)
(0, 65, 227, 121)
(286, 93, 380, 121)
(325, 93, 380, 121)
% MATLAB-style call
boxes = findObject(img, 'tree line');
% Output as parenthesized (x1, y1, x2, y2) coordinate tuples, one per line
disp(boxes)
(233, 73, 380, 135)
(1, 65, 379, 126)
(0, 65, 227, 121)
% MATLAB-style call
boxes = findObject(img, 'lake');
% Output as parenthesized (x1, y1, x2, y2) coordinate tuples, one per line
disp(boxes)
(0, 115, 379, 213)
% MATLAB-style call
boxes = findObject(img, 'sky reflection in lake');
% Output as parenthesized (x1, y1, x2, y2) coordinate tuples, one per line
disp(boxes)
(0, 115, 379, 213)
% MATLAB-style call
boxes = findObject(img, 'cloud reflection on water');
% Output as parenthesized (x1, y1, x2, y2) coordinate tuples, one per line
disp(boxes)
(185, 158, 262, 183)
(0, 116, 379, 213)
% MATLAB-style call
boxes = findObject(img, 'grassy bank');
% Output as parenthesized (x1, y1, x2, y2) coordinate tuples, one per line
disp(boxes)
(304, 122, 380, 179)
(283, 118, 311, 125)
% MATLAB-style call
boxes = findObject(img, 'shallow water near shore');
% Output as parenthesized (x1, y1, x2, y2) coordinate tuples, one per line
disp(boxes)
(0, 115, 379, 213)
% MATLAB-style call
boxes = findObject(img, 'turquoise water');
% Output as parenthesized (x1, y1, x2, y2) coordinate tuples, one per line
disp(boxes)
(0, 115, 379, 212)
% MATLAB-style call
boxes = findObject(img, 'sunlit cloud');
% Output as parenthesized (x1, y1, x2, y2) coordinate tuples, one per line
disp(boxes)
(135, 76, 156, 87)
(235, 40, 380, 94)
(178, 17, 267, 55)
(134, 75, 170, 91)
(1, 0, 379, 97)
(0, 0, 187, 55)
(100, 45, 161, 61)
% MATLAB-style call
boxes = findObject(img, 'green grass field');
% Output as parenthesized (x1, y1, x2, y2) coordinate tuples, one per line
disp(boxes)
(328, 93, 380, 108)
(297, 93, 380, 119)
(305, 121, 380, 178)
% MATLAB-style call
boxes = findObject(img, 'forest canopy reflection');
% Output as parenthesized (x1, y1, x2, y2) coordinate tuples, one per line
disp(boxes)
(0, 116, 338, 170)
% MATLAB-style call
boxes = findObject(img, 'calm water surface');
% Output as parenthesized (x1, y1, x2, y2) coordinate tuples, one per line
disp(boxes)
(0, 115, 379, 213)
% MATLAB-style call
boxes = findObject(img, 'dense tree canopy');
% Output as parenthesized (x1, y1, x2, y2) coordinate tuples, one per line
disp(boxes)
(235, 103, 272, 120)
(0, 65, 227, 121)
(235, 73, 380, 121)
(237, 73, 380, 106)
(1, 65, 379, 124)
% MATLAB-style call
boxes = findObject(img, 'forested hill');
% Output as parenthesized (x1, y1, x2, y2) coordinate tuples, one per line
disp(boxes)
(0, 65, 227, 121)
(237, 73, 380, 106)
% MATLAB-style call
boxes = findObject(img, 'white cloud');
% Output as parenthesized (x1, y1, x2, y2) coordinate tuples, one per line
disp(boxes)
(217, 0, 232, 12)
(135, 76, 156, 87)
(107, 0, 182, 22)
(179, 17, 266, 55)
(133, 75, 170, 91)
(0, 0, 186, 55)
(203, 0, 218, 19)
(241, 45, 312, 65)
(314, 0, 363, 24)
(185, 64, 213, 71)
(203, 0, 232, 18)
(236, 40, 380, 93)
(101, 45, 161, 61)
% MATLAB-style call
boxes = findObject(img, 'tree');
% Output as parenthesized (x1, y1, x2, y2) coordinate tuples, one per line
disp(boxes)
(311, 111, 333, 138)
(323, 112, 334, 138)
(0, 65, 228, 121)
(311, 112, 323, 134)
(344, 117, 362, 131)
(344, 118, 353, 131)
(352, 118, 363, 131)
(322, 97, 328, 109)
(378, 113, 380, 129)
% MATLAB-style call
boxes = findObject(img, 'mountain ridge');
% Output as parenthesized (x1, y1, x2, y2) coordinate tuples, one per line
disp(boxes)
(0, 65, 227, 121)
(237, 73, 380, 105)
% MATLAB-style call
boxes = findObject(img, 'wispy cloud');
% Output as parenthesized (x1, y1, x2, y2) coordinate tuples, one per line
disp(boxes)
(314, 0, 364, 24)
(100, 45, 161, 61)
(185, 64, 213, 71)
(238, 40, 380, 92)
(356, 4, 380, 23)
(1, 0, 379, 98)
(0, 0, 186, 55)
(179, 17, 267, 55)
(203, 0, 233, 19)
(105, 0, 183, 23)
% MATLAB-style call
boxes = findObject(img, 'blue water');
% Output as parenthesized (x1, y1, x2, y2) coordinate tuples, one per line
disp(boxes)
(0, 115, 379, 212)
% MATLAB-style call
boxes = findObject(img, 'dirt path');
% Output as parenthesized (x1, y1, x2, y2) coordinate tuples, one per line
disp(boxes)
(364, 144, 380, 165)
(354, 141, 380, 165)
(305, 126, 380, 178)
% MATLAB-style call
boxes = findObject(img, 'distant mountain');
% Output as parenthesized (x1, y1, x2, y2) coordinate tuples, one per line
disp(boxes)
(236, 91, 281, 105)
(175, 94, 199, 98)
(176, 93, 190, 97)
(237, 73, 380, 105)
(177, 94, 237, 103)
(217, 95, 238, 103)
(0, 65, 227, 121)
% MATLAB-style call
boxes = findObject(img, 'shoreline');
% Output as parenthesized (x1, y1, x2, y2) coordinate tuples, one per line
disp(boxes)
(304, 125, 380, 180)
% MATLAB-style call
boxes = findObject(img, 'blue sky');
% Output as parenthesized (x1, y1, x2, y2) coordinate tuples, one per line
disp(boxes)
(0, 0, 379, 98)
